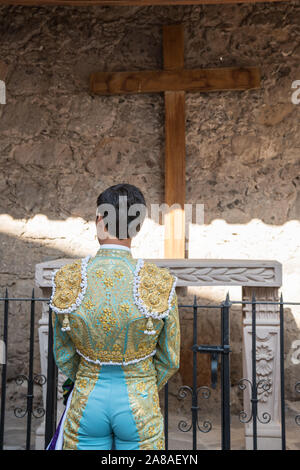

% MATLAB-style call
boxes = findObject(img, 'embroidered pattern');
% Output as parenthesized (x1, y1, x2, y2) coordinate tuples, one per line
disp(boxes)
(96, 268, 104, 278)
(52, 313, 80, 382)
(51, 251, 179, 370)
(50, 256, 90, 314)
(103, 276, 114, 288)
(63, 360, 100, 449)
(83, 299, 95, 311)
(133, 259, 177, 322)
(76, 347, 157, 366)
(114, 269, 124, 279)
(154, 295, 181, 392)
(123, 357, 165, 450)
(100, 307, 117, 333)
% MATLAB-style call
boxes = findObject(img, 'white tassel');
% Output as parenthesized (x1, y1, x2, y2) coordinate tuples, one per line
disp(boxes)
(61, 314, 71, 332)
(143, 317, 156, 335)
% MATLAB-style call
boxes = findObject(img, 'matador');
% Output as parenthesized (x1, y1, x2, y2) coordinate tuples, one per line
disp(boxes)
(47, 183, 180, 450)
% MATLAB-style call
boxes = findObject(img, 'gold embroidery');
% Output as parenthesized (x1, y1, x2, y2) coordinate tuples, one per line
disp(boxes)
(51, 260, 82, 310)
(114, 269, 124, 279)
(103, 276, 114, 288)
(52, 312, 79, 381)
(136, 382, 147, 393)
(120, 303, 129, 313)
(96, 269, 104, 278)
(78, 342, 156, 364)
(83, 299, 95, 310)
(76, 377, 88, 389)
(101, 307, 117, 333)
(156, 437, 165, 449)
(63, 361, 101, 450)
(154, 297, 181, 391)
(138, 263, 174, 314)
(124, 358, 165, 450)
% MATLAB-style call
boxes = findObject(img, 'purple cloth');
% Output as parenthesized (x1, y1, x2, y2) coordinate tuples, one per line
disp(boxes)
(47, 408, 67, 450)
(47, 380, 74, 450)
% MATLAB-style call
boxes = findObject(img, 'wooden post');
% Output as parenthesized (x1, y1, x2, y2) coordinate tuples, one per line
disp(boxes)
(164, 25, 186, 259)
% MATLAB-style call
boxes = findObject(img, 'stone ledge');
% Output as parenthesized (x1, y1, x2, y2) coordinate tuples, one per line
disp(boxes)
(35, 257, 282, 288)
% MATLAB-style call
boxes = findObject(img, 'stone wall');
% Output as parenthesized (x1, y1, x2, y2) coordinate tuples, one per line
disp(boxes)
(0, 2, 300, 411)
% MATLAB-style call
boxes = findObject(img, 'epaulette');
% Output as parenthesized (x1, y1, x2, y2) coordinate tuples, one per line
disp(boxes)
(133, 259, 177, 334)
(49, 255, 90, 331)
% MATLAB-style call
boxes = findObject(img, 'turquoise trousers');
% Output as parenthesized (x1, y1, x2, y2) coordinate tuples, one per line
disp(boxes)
(62, 358, 165, 450)
(76, 365, 139, 450)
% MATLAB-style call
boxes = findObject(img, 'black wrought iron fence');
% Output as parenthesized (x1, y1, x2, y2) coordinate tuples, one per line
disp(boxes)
(0, 290, 300, 450)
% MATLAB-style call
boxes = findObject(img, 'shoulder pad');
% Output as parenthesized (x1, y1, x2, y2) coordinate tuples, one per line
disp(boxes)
(133, 260, 177, 319)
(49, 256, 90, 314)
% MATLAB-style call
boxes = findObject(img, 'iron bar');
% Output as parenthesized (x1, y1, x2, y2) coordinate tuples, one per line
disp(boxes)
(279, 293, 286, 450)
(0, 289, 9, 450)
(25, 289, 35, 450)
(192, 295, 198, 450)
(44, 305, 57, 449)
(0, 298, 49, 302)
(230, 300, 300, 306)
(251, 292, 258, 450)
(193, 345, 230, 354)
(221, 292, 231, 450)
(179, 303, 224, 308)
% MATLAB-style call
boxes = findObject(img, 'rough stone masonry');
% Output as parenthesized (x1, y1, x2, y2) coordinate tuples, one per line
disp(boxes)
(0, 2, 299, 414)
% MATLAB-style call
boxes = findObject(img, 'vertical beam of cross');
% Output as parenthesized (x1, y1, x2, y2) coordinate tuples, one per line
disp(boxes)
(163, 25, 186, 259)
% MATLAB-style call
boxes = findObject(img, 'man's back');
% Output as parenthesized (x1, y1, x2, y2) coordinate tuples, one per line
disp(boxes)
(49, 245, 180, 450)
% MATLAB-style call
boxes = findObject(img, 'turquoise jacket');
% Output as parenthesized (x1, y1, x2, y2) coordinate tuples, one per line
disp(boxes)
(50, 246, 180, 392)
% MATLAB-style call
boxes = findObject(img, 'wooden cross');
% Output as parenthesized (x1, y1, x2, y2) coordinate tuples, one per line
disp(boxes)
(90, 24, 260, 259)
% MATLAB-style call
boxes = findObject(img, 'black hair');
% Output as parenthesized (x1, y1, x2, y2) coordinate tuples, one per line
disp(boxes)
(96, 183, 147, 239)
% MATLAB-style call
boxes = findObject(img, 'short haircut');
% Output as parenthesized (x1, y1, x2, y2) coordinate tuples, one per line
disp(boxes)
(96, 183, 147, 239)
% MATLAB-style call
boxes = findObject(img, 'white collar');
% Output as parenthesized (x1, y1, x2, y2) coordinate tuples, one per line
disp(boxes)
(100, 244, 131, 252)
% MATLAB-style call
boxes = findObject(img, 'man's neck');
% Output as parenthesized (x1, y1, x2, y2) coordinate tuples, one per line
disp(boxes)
(98, 238, 132, 248)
